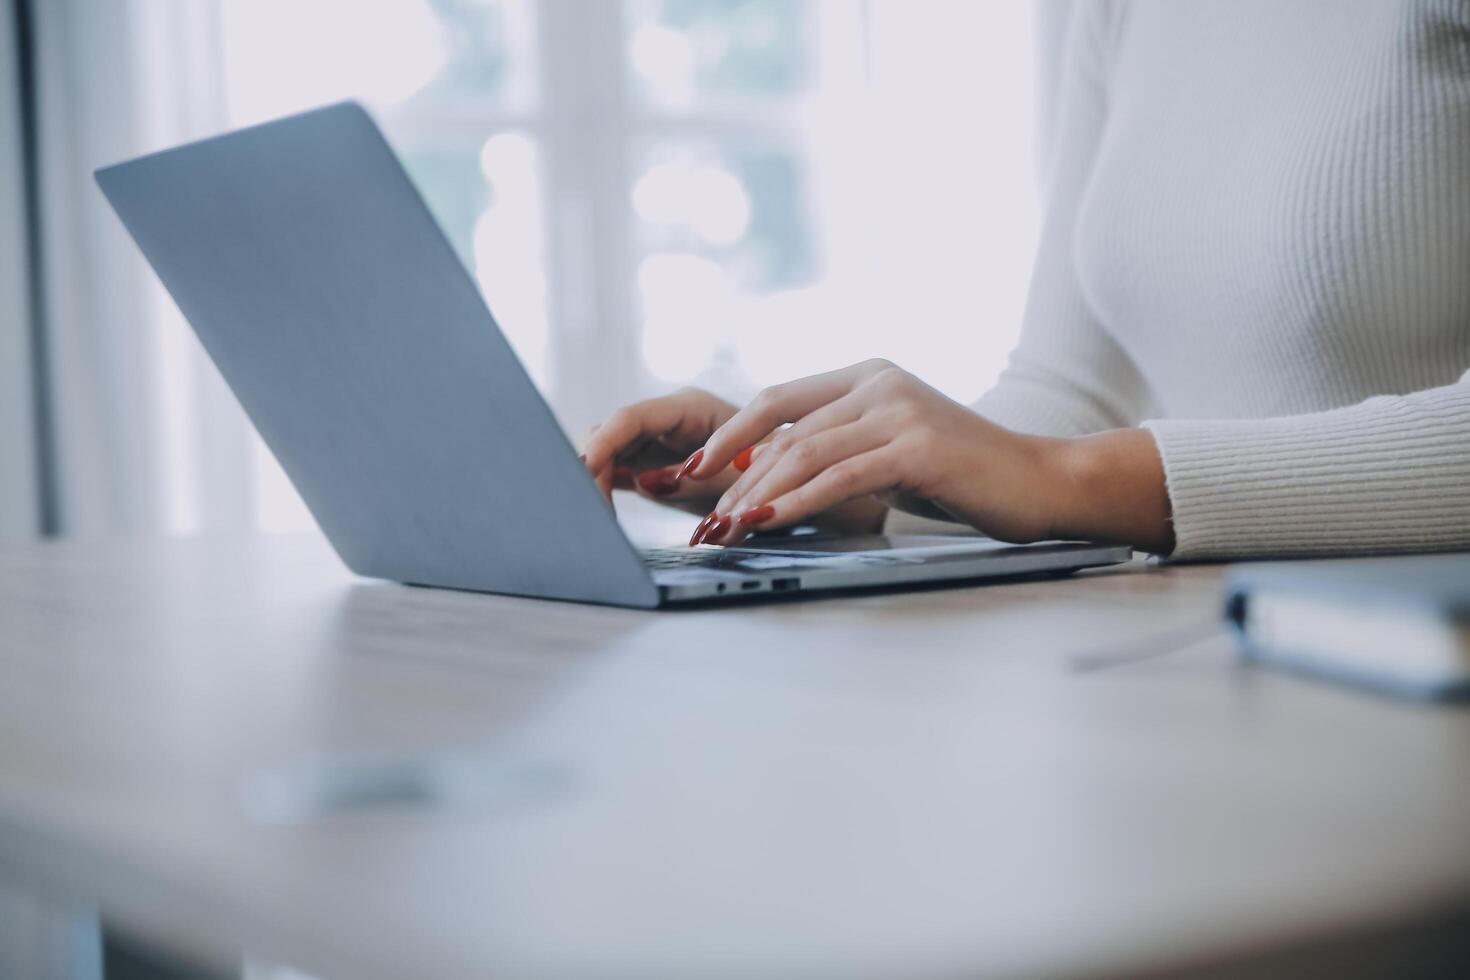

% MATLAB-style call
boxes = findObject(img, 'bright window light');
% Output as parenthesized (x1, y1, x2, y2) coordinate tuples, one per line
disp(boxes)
(220, 0, 447, 124)
(207, 0, 1037, 535)
(639, 253, 735, 383)
(475, 132, 549, 387)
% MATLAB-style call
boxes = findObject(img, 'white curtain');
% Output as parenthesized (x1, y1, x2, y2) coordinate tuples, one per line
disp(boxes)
(5, 0, 250, 541)
(0, 0, 39, 540)
(1, 5, 86, 963)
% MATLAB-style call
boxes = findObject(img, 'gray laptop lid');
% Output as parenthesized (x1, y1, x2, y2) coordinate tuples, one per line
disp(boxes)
(96, 102, 659, 608)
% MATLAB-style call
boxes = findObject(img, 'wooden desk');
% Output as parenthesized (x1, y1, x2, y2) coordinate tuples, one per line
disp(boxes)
(1, 534, 1468, 979)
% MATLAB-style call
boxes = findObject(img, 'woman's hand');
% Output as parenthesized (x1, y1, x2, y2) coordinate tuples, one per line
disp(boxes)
(579, 387, 741, 517)
(681, 359, 1174, 552)
(579, 386, 891, 533)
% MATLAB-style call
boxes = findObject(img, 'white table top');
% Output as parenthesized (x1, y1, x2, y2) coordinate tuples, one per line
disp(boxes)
(1, 532, 1468, 979)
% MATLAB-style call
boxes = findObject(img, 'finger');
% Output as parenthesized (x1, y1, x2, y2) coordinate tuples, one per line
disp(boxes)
(633, 462, 739, 502)
(615, 436, 697, 473)
(714, 393, 866, 516)
(728, 421, 888, 519)
(710, 423, 890, 544)
(690, 361, 885, 478)
(633, 465, 682, 498)
(582, 397, 695, 475)
(594, 462, 616, 501)
(727, 438, 767, 474)
(713, 446, 902, 545)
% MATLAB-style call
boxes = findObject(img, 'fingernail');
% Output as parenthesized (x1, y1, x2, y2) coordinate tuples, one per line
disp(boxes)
(579, 453, 587, 464)
(739, 504, 775, 526)
(733, 446, 754, 472)
(679, 449, 705, 479)
(689, 512, 717, 547)
(705, 514, 732, 543)
(636, 468, 681, 496)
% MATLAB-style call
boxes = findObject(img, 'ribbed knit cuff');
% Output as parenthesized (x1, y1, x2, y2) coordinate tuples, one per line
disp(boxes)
(1144, 389, 1470, 560)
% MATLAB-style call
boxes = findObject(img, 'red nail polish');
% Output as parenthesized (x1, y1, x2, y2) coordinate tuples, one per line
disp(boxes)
(739, 504, 775, 526)
(733, 446, 754, 472)
(636, 468, 680, 496)
(679, 449, 704, 479)
(706, 514, 732, 543)
(690, 512, 717, 547)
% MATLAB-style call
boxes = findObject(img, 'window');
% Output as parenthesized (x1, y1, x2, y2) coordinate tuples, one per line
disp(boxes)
(213, 0, 1038, 533)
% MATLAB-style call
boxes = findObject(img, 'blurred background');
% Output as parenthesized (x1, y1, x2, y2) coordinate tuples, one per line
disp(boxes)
(0, 0, 1041, 541)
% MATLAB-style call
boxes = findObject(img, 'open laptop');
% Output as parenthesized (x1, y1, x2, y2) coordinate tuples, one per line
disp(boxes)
(95, 102, 1129, 608)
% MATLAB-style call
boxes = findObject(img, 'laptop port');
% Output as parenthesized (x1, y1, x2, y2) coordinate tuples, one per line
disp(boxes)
(740, 581, 760, 591)
(771, 577, 799, 592)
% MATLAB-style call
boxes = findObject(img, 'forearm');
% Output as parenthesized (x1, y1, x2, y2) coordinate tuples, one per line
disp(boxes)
(680, 360, 1176, 551)
(885, 424, 1174, 553)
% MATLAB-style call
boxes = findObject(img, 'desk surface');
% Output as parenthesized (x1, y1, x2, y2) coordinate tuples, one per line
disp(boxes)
(1, 533, 1468, 980)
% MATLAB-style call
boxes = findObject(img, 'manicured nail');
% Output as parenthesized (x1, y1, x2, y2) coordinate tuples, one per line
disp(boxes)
(689, 512, 717, 547)
(679, 449, 705, 479)
(705, 514, 732, 543)
(636, 468, 681, 496)
(739, 504, 775, 526)
(733, 446, 754, 472)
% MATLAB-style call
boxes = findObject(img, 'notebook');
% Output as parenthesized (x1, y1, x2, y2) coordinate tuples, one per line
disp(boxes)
(1224, 554, 1470, 701)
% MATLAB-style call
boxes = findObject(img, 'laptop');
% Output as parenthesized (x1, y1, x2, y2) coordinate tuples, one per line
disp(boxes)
(95, 102, 1129, 608)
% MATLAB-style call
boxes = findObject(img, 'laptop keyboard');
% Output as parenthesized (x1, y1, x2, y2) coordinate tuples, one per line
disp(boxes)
(641, 545, 898, 572)
(640, 547, 734, 569)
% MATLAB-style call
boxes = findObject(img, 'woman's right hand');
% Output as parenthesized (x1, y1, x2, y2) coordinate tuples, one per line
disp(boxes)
(579, 387, 743, 517)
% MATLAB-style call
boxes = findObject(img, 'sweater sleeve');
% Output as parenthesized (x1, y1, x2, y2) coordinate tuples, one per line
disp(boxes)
(1144, 370, 1470, 559)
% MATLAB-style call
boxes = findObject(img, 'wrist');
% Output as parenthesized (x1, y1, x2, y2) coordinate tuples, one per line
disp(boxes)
(1050, 428, 1175, 554)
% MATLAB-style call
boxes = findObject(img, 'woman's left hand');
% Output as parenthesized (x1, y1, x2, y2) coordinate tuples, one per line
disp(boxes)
(681, 359, 1174, 552)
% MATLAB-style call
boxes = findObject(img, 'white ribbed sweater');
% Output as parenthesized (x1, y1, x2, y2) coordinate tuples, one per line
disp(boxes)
(904, 0, 1470, 559)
